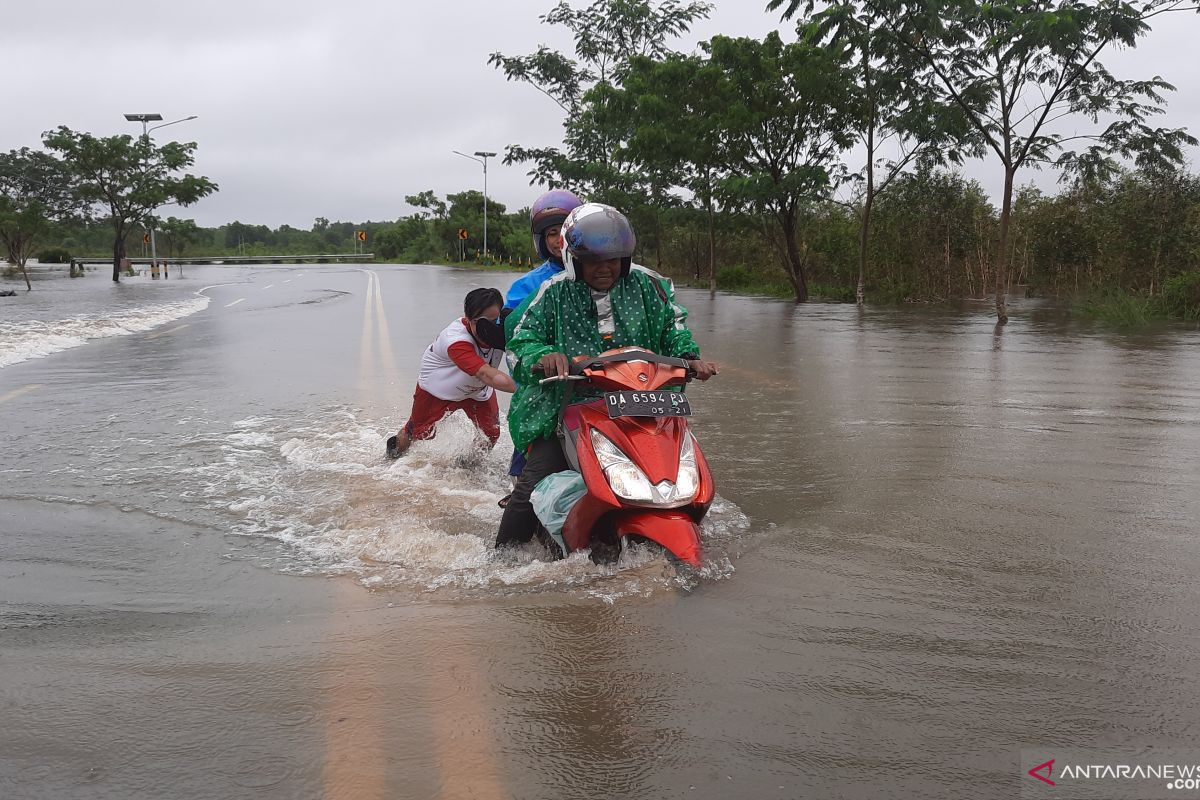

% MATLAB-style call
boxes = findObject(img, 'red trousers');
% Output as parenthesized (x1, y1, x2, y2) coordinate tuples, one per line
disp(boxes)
(403, 385, 500, 444)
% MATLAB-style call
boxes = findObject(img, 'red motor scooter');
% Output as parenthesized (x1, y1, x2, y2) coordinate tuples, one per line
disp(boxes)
(534, 347, 716, 566)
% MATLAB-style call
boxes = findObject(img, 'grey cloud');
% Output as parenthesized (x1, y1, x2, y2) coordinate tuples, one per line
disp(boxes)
(4, 0, 1197, 228)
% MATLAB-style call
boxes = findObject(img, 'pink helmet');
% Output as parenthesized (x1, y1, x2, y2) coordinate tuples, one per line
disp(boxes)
(529, 189, 583, 260)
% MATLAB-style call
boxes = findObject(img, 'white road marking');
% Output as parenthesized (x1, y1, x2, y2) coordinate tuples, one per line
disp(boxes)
(147, 324, 189, 339)
(283, 279, 292, 284)
(263, 284, 275, 290)
(225, 298, 245, 308)
(0, 384, 42, 405)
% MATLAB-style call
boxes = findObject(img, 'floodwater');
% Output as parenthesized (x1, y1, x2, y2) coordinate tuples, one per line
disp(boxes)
(2, 263, 1199, 799)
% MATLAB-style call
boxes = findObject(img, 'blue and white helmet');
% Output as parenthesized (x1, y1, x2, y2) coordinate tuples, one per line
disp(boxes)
(560, 203, 636, 280)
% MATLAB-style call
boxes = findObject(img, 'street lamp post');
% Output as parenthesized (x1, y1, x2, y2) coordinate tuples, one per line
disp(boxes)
(122, 114, 198, 278)
(123, 113, 162, 137)
(453, 150, 497, 258)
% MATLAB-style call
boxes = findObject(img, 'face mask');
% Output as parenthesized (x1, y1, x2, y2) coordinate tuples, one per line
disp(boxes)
(473, 317, 506, 350)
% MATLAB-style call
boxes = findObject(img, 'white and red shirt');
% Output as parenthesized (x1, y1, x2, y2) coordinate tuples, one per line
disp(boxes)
(417, 317, 504, 402)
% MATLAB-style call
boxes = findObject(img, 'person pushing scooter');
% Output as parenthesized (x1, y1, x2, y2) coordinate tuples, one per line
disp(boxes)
(386, 288, 515, 458)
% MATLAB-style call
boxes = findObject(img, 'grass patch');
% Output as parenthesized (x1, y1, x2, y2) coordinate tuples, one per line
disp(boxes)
(1077, 273, 1200, 327)
(1079, 293, 1157, 327)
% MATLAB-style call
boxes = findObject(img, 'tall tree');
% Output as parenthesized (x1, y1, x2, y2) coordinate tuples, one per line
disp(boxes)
(620, 52, 729, 293)
(43, 127, 217, 282)
(489, 0, 712, 202)
(0, 148, 79, 290)
(627, 34, 858, 302)
(861, 0, 1198, 323)
(770, 0, 978, 304)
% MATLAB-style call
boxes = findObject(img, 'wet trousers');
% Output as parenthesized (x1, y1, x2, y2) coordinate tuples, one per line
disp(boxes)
(494, 437, 569, 546)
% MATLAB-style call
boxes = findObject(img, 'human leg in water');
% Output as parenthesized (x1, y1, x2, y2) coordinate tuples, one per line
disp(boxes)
(497, 448, 528, 508)
(386, 428, 413, 459)
(495, 438, 568, 547)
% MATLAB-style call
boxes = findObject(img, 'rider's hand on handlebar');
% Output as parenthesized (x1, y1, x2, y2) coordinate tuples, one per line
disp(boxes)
(537, 352, 570, 379)
(687, 360, 719, 381)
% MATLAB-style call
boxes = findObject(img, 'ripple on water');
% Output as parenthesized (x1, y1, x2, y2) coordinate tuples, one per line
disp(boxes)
(184, 407, 749, 599)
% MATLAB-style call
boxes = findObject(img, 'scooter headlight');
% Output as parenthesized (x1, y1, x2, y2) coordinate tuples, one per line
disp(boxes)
(675, 432, 699, 501)
(590, 430, 653, 502)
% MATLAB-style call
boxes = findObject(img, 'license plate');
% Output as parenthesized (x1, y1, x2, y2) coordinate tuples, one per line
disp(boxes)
(605, 391, 692, 418)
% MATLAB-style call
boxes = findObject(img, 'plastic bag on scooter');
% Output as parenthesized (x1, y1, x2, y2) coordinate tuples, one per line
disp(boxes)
(531, 470, 587, 538)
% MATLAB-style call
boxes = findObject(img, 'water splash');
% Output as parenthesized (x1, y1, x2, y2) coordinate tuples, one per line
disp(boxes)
(188, 407, 748, 599)
(0, 297, 210, 369)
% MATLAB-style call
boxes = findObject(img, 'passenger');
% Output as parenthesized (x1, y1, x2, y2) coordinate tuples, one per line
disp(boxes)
(494, 203, 718, 547)
(496, 189, 584, 502)
(386, 288, 515, 458)
(503, 189, 585, 325)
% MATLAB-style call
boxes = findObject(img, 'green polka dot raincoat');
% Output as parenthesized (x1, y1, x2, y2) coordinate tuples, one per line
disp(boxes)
(506, 265, 701, 451)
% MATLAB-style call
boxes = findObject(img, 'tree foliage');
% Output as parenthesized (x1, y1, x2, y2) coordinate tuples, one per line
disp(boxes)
(158, 217, 201, 259)
(43, 126, 217, 282)
(772, 0, 980, 303)
(859, 0, 1198, 322)
(624, 33, 859, 301)
(0, 147, 79, 289)
(489, 0, 712, 203)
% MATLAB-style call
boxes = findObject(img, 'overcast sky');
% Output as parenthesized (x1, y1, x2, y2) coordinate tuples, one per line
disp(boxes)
(6, 0, 1198, 229)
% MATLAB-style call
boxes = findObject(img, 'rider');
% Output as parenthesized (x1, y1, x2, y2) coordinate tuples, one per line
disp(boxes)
(386, 287, 515, 458)
(494, 203, 718, 548)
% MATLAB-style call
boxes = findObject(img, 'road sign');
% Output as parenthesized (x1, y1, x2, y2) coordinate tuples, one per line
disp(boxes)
(458, 228, 469, 240)
(356, 230, 366, 242)
(143, 233, 151, 244)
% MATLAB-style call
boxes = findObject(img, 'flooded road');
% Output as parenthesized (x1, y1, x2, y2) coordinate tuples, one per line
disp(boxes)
(3, 264, 1200, 799)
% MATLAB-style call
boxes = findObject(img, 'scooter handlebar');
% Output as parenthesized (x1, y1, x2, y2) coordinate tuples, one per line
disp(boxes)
(537, 373, 588, 385)
(530, 352, 700, 384)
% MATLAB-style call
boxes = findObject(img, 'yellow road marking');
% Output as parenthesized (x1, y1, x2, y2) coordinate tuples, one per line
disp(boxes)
(0, 384, 42, 405)
(322, 269, 506, 799)
(372, 272, 400, 385)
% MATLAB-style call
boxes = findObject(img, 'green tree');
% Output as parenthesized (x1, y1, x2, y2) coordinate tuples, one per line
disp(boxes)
(620, 51, 726, 292)
(870, 167, 996, 299)
(771, 0, 979, 305)
(444, 190, 515, 259)
(865, 0, 1198, 323)
(0, 147, 79, 290)
(158, 216, 200, 259)
(43, 127, 217, 282)
(404, 190, 448, 220)
(489, 0, 712, 202)
(637, 34, 858, 302)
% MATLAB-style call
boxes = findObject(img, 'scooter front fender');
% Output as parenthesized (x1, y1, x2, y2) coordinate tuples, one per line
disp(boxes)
(615, 511, 703, 566)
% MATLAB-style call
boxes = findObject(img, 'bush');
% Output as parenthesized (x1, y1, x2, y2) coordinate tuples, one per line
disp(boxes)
(868, 277, 918, 304)
(1160, 270, 1200, 321)
(37, 247, 72, 263)
(809, 282, 856, 303)
(1079, 292, 1156, 327)
(716, 265, 752, 289)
